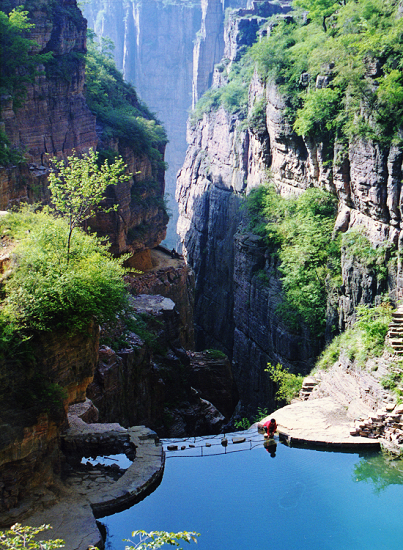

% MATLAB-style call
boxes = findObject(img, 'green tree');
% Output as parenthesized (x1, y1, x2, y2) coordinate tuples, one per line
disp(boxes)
(266, 362, 304, 404)
(124, 531, 200, 550)
(48, 148, 129, 264)
(0, 524, 64, 549)
(1, 208, 128, 334)
(294, 0, 345, 31)
(0, 7, 52, 106)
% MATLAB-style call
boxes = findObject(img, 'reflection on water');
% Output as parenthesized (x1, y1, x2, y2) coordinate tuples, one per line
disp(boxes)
(353, 453, 403, 493)
(101, 432, 403, 550)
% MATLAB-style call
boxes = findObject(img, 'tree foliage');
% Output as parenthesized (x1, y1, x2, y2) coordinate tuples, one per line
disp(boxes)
(265, 362, 304, 404)
(245, 184, 340, 335)
(249, 0, 403, 144)
(124, 530, 200, 550)
(85, 30, 167, 164)
(194, 0, 403, 145)
(0, 7, 52, 106)
(1, 208, 128, 334)
(48, 148, 129, 263)
(0, 524, 64, 549)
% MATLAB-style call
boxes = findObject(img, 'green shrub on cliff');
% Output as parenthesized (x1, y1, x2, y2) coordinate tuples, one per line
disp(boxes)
(0, 208, 127, 334)
(193, 0, 403, 145)
(245, 184, 340, 335)
(316, 302, 393, 370)
(266, 362, 304, 404)
(249, 0, 403, 144)
(48, 148, 129, 265)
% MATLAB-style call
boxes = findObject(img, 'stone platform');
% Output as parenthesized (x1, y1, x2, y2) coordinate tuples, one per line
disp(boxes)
(25, 426, 165, 550)
(259, 397, 380, 450)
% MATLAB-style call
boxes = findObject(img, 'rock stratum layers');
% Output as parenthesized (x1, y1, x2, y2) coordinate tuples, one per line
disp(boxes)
(0, 0, 168, 256)
(176, 0, 403, 415)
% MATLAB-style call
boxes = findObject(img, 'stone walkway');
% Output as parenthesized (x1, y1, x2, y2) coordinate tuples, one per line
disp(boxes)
(26, 426, 165, 550)
(259, 397, 380, 449)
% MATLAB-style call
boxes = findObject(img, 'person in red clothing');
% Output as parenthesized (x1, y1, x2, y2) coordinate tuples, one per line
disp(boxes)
(263, 418, 277, 438)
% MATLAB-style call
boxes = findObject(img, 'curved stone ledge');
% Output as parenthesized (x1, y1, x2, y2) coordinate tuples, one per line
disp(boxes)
(24, 426, 165, 550)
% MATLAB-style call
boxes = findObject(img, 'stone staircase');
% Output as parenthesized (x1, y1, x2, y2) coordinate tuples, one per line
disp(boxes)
(299, 376, 318, 400)
(388, 306, 403, 356)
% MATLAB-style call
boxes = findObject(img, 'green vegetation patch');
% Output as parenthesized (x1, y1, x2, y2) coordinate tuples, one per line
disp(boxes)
(0, 7, 53, 107)
(317, 302, 393, 370)
(0, 208, 128, 336)
(342, 227, 395, 282)
(266, 362, 304, 404)
(192, 0, 403, 146)
(205, 348, 227, 360)
(249, 0, 403, 145)
(190, 52, 255, 124)
(245, 183, 340, 335)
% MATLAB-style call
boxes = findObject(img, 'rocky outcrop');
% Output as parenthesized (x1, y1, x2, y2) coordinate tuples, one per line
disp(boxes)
(87, 294, 237, 437)
(126, 247, 195, 349)
(1, 0, 97, 163)
(0, 323, 99, 519)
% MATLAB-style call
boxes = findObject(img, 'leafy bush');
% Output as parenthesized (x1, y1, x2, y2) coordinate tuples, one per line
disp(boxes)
(342, 227, 394, 281)
(1, 209, 128, 334)
(248, 0, 403, 144)
(245, 183, 340, 335)
(193, 0, 403, 145)
(205, 349, 227, 360)
(124, 530, 200, 550)
(0, 129, 24, 166)
(266, 362, 304, 404)
(0, 524, 64, 549)
(317, 302, 393, 370)
(190, 51, 254, 124)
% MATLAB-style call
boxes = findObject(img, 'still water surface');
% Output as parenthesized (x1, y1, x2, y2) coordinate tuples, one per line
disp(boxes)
(101, 431, 403, 550)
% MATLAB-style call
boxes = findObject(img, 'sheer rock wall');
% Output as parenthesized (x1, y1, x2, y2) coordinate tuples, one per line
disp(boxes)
(83, 0, 249, 247)
(176, 0, 401, 414)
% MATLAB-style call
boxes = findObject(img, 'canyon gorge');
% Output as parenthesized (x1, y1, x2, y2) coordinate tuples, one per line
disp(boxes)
(1, 0, 403, 547)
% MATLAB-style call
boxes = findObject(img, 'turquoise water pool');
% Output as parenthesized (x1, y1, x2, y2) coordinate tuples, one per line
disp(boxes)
(101, 431, 403, 550)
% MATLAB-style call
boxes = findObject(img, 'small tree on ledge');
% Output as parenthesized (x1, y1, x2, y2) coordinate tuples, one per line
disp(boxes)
(48, 148, 129, 264)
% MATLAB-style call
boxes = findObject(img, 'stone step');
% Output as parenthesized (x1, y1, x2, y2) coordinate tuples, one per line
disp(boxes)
(389, 339, 403, 344)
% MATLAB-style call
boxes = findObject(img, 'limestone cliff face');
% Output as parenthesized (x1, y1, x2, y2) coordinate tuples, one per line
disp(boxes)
(83, 0, 249, 247)
(0, 0, 168, 256)
(176, 0, 401, 414)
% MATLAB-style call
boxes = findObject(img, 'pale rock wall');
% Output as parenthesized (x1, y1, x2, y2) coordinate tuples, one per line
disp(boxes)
(83, 0, 250, 247)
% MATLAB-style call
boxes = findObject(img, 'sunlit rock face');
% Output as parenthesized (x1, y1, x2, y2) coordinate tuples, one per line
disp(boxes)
(176, 0, 402, 414)
(83, 0, 249, 247)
